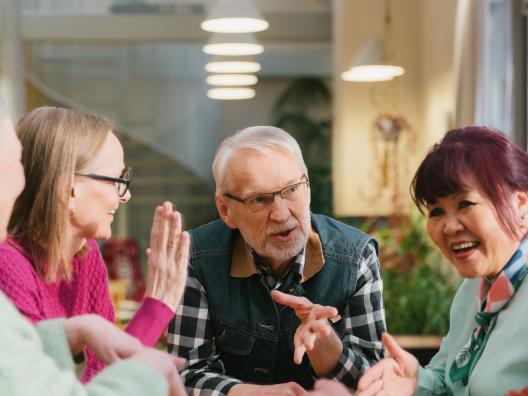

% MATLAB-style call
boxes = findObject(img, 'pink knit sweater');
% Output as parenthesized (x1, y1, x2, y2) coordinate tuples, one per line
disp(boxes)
(0, 238, 174, 382)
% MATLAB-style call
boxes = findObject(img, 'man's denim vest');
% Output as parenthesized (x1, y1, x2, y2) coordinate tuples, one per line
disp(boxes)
(189, 213, 377, 388)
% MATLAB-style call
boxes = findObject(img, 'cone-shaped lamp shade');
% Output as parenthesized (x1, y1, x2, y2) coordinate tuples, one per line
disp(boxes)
(207, 74, 258, 86)
(207, 87, 256, 100)
(203, 33, 264, 56)
(341, 37, 405, 82)
(201, 0, 269, 33)
(205, 56, 261, 73)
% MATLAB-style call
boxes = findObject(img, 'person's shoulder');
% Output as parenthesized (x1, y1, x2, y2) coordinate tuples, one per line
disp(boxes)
(311, 212, 363, 231)
(456, 278, 478, 292)
(189, 218, 235, 251)
(312, 213, 373, 242)
(450, 278, 478, 309)
(0, 238, 26, 255)
(0, 239, 41, 303)
(190, 218, 227, 236)
(312, 213, 377, 259)
(0, 239, 35, 273)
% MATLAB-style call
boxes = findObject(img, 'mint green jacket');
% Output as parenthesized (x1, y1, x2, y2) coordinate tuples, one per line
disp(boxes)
(415, 278, 528, 396)
(0, 291, 168, 396)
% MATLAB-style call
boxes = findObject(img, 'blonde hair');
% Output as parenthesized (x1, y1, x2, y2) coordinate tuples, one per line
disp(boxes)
(212, 126, 308, 194)
(8, 107, 113, 282)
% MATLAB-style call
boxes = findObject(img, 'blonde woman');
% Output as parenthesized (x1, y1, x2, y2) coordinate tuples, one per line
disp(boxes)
(0, 106, 189, 382)
(0, 98, 185, 396)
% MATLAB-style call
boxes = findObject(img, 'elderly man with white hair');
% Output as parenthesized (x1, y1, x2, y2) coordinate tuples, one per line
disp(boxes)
(168, 126, 386, 395)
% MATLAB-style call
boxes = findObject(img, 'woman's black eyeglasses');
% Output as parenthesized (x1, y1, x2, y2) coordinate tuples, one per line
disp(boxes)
(76, 166, 133, 197)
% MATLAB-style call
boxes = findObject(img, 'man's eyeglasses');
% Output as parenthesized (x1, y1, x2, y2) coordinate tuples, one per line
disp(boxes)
(76, 166, 133, 197)
(224, 176, 309, 213)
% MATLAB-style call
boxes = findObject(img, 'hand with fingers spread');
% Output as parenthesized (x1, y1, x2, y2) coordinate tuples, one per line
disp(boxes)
(271, 290, 343, 376)
(356, 333, 418, 396)
(145, 201, 190, 311)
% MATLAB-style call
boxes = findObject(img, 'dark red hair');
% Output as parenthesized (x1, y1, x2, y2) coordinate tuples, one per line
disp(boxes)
(411, 126, 528, 236)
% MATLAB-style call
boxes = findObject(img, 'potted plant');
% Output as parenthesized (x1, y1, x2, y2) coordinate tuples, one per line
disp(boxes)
(362, 208, 461, 364)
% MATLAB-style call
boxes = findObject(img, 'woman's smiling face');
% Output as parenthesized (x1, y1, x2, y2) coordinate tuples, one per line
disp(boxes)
(70, 132, 131, 240)
(426, 176, 526, 278)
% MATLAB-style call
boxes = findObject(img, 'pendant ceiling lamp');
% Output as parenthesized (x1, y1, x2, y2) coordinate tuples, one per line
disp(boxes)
(205, 57, 261, 73)
(201, 0, 269, 33)
(341, 0, 405, 82)
(207, 74, 258, 86)
(341, 37, 404, 82)
(207, 87, 256, 100)
(203, 33, 264, 56)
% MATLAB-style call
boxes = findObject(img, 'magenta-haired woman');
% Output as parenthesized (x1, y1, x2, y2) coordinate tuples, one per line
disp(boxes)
(354, 126, 528, 396)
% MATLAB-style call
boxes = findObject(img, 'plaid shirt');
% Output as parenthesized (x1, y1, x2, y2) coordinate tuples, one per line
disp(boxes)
(168, 240, 385, 395)
(252, 244, 305, 291)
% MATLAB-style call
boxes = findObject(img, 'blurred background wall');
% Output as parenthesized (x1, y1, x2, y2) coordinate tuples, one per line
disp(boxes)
(0, 0, 526, 340)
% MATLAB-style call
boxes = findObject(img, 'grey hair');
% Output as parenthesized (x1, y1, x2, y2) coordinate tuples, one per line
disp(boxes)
(212, 126, 308, 194)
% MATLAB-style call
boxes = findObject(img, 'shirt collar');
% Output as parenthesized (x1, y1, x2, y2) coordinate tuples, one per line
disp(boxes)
(230, 228, 325, 283)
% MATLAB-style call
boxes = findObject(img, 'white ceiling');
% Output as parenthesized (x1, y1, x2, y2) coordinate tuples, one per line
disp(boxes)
(21, 0, 331, 14)
(15, 0, 333, 76)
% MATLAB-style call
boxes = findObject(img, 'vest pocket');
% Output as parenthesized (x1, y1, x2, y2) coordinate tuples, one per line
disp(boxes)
(215, 322, 255, 380)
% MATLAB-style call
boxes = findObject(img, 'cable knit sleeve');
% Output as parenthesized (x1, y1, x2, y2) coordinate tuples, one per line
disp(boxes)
(0, 241, 44, 323)
(125, 297, 174, 347)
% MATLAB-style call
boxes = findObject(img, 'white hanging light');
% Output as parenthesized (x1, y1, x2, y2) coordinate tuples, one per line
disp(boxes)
(201, 0, 269, 33)
(205, 57, 261, 74)
(207, 87, 256, 100)
(341, 37, 405, 82)
(342, 0, 405, 83)
(203, 33, 264, 56)
(207, 74, 258, 86)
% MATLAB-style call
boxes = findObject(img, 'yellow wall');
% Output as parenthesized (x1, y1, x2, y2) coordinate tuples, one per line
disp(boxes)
(419, 0, 457, 147)
(333, 0, 457, 216)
